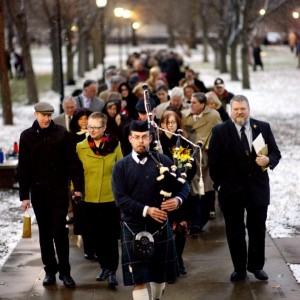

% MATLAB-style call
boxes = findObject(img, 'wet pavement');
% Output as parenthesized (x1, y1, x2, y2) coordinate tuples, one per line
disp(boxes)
(0, 207, 300, 300)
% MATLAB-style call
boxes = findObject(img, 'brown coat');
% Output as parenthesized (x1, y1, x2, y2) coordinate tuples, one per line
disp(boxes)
(182, 107, 222, 194)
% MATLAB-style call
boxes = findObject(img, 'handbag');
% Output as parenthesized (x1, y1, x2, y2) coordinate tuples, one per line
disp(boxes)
(22, 209, 31, 238)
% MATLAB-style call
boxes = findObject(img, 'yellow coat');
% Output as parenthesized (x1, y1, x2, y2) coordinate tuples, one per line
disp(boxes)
(76, 138, 123, 203)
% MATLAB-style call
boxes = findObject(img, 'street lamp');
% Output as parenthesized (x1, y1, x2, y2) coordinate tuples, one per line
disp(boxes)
(259, 8, 266, 16)
(96, 0, 107, 80)
(132, 22, 140, 46)
(114, 7, 124, 69)
(292, 11, 299, 19)
(122, 9, 132, 56)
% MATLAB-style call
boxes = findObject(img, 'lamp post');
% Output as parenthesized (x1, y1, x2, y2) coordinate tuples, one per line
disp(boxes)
(56, 0, 64, 113)
(96, 0, 107, 81)
(122, 9, 132, 56)
(114, 7, 124, 69)
(131, 21, 140, 46)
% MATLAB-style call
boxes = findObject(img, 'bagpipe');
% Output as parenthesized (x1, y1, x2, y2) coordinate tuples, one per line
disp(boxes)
(141, 83, 205, 199)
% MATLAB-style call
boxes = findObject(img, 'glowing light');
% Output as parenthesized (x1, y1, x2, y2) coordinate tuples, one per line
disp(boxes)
(259, 8, 266, 15)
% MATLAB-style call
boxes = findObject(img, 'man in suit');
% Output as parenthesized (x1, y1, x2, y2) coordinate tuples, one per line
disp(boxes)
(53, 96, 77, 132)
(208, 95, 281, 282)
(182, 92, 222, 235)
(75, 79, 105, 112)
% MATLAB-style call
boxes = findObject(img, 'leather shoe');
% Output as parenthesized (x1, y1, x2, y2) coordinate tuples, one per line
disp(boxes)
(96, 268, 110, 281)
(248, 269, 268, 280)
(84, 253, 97, 260)
(43, 273, 56, 286)
(59, 275, 76, 288)
(107, 271, 118, 288)
(179, 265, 187, 275)
(230, 271, 246, 281)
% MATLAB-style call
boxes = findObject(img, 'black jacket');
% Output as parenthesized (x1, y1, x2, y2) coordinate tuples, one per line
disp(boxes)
(208, 118, 281, 207)
(18, 120, 82, 200)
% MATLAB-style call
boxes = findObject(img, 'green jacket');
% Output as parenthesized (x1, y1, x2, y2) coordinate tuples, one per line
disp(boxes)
(76, 138, 123, 203)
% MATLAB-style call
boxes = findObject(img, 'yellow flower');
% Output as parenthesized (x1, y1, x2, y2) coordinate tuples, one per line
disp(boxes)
(172, 146, 191, 163)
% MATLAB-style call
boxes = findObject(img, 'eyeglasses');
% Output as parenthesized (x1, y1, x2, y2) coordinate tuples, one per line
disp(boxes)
(87, 125, 104, 131)
(166, 121, 177, 125)
(131, 135, 149, 141)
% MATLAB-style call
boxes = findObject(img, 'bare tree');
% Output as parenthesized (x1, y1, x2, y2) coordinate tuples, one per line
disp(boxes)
(6, 0, 39, 104)
(0, 0, 13, 124)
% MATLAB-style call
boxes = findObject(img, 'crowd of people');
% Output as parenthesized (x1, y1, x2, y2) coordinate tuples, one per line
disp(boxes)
(18, 49, 281, 300)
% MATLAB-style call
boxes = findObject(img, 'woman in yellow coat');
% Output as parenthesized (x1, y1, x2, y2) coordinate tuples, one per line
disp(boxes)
(76, 112, 123, 288)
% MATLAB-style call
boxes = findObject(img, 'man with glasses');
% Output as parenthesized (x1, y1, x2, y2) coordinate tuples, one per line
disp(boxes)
(112, 120, 190, 300)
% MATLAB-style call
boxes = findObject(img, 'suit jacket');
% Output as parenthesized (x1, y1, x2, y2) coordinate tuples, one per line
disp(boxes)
(53, 113, 68, 129)
(75, 94, 104, 112)
(182, 107, 222, 194)
(208, 118, 281, 207)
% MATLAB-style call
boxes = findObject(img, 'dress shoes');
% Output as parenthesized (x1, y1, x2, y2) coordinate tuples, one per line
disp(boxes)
(84, 253, 97, 260)
(59, 274, 76, 288)
(179, 265, 187, 275)
(43, 273, 56, 286)
(96, 268, 110, 281)
(230, 271, 246, 282)
(107, 271, 118, 288)
(247, 269, 268, 280)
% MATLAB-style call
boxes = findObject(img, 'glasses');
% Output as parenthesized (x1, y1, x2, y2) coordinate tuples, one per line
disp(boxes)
(166, 121, 177, 125)
(131, 135, 149, 141)
(87, 125, 104, 131)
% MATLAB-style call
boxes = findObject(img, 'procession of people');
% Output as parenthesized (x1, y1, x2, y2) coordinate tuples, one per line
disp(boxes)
(17, 49, 281, 299)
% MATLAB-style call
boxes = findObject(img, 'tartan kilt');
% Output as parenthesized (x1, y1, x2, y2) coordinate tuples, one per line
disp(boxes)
(120, 220, 179, 286)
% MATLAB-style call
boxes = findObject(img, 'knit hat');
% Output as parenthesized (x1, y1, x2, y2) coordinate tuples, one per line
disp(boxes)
(135, 99, 155, 113)
(34, 102, 54, 114)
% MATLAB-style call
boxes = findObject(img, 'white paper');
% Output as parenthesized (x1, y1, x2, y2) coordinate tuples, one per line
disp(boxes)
(252, 133, 266, 154)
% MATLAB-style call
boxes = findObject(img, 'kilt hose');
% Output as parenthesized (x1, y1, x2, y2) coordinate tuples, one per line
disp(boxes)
(120, 220, 179, 286)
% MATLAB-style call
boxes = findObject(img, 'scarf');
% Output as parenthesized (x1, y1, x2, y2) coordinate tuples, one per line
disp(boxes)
(87, 134, 119, 156)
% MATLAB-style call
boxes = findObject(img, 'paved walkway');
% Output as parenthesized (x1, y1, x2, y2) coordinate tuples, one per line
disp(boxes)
(0, 207, 300, 300)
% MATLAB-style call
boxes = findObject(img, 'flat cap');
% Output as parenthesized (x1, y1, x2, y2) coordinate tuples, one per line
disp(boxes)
(34, 102, 55, 114)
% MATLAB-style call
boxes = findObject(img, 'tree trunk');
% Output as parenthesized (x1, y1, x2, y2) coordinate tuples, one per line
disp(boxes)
(49, 15, 60, 92)
(77, 34, 86, 77)
(240, 0, 252, 89)
(167, 24, 176, 48)
(201, 8, 209, 63)
(0, 0, 13, 124)
(14, 12, 39, 104)
(230, 42, 239, 81)
(90, 27, 100, 69)
(65, 29, 75, 85)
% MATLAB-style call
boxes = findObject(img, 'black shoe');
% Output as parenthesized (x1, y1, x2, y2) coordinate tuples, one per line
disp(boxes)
(66, 217, 73, 224)
(247, 269, 268, 281)
(59, 275, 76, 288)
(43, 273, 56, 286)
(230, 271, 246, 282)
(107, 271, 118, 288)
(84, 253, 97, 260)
(179, 265, 187, 275)
(189, 226, 203, 237)
(96, 268, 110, 281)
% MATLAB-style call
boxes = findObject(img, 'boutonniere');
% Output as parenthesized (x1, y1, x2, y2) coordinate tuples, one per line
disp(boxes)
(253, 124, 257, 129)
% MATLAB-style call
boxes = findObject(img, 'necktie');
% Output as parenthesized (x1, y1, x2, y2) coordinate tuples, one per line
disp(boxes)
(67, 116, 71, 131)
(240, 126, 250, 155)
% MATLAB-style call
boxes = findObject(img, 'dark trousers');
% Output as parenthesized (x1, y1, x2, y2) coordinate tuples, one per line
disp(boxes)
(220, 195, 268, 272)
(190, 191, 213, 230)
(82, 201, 120, 271)
(31, 187, 70, 276)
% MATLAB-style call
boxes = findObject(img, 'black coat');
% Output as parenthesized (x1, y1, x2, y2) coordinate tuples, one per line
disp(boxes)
(18, 120, 82, 200)
(208, 118, 281, 208)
